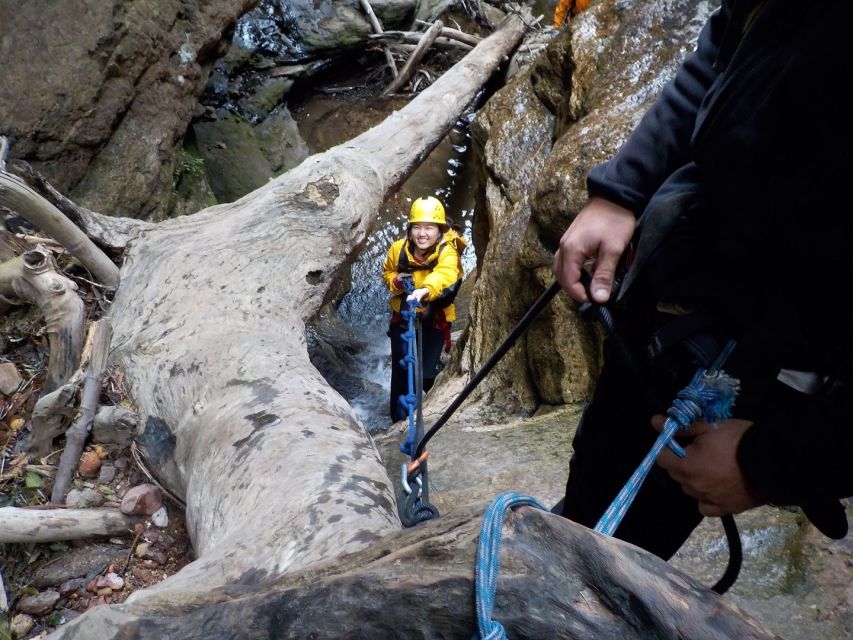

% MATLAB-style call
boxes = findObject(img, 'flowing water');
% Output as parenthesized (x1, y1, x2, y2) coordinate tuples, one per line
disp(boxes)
(295, 96, 480, 433)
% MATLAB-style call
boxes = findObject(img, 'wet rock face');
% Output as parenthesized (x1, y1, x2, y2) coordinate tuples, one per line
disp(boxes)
(1, 0, 258, 220)
(457, 0, 718, 412)
(1, 0, 416, 220)
(231, 0, 415, 62)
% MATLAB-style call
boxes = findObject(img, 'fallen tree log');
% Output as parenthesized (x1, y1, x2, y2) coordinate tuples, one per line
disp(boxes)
(0, 151, 120, 288)
(43, 506, 777, 639)
(0, 507, 139, 543)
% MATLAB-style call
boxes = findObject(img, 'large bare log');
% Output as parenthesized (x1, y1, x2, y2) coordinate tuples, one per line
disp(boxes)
(0, 153, 120, 288)
(0, 507, 139, 543)
(0, 248, 85, 396)
(45, 506, 777, 639)
(53, 11, 529, 608)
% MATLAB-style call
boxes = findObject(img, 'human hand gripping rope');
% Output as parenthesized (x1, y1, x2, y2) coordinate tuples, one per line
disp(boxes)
(397, 277, 439, 527)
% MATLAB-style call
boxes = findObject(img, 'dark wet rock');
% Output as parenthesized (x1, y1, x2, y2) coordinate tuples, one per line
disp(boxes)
(31, 544, 129, 588)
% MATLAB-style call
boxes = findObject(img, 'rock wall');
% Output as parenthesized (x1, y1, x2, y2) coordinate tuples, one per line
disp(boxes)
(441, 0, 720, 414)
(0, 0, 417, 220)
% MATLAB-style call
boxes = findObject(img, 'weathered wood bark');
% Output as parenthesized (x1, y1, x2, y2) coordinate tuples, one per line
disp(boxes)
(28, 375, 83, 459)
(0, 248, 85, 398)
(0, 507, 140, 543)
(44, 506, 779, 639)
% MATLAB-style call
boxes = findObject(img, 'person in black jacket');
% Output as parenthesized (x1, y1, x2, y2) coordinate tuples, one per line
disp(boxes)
(553, 0, 853, 559)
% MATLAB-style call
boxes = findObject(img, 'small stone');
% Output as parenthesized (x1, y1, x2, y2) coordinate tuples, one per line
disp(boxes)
(77, 451, 102, 478)
(10, 613, 34, 638)
(0, 361, 23, 395)
(150, 506, 169, 528)
(113, 457, 130, 470)
(120, 484, 162, 516)
(98, 461, 116, 484)
(58, 578, 87, 595)
(17, 590, 60, 615)
(134, 543, 149, 558)
(65, 487, 105, 508)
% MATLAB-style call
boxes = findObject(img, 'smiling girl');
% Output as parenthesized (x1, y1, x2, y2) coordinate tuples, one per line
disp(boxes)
(382, 196, 467, 422)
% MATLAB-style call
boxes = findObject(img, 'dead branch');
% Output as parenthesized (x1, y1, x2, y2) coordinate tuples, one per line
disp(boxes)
(413, 21, 484, 46)
(0, 506, 139, 543)
(0, 248, 86, 395)
(52, 319, 112, 504)
(0, 566, 7, 613)
(378, 36, 474, 53)
(9, 159, 145, 255)
(382, 20, 446, 96)
(371, 31, 478, 50)
(0, 137, 8, 173)
(359, 0, 398, 78)
(0, 151, 120, 288)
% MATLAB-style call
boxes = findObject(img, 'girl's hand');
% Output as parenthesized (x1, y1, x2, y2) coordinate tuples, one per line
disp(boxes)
(406, 288, 429, 303)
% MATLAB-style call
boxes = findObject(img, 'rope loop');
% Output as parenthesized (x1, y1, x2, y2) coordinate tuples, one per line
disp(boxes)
(473, 492, 547, 640)
(595, 348, 739, 537)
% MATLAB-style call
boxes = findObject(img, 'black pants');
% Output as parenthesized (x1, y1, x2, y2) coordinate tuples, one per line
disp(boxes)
(389, 319, 445, 422)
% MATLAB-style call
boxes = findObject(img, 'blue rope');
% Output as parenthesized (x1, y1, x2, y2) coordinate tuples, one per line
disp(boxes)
(595, 340, 739, 536)
(473, 492, 547, 640)
(471, 342, 739, 638)
(398, 279, 419, 458)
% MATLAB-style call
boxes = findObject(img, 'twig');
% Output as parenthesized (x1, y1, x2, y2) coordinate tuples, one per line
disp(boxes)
(359, 0, 398, 78)
(122, 525, 145, 574)
(0, 136, 9, 174)
(130, 441, 185, 507)
(51, 319, 112, 503)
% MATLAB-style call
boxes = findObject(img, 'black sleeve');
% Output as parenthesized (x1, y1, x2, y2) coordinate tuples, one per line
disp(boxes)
(737, 383, 853, 507)
(586, 7, 727, 214)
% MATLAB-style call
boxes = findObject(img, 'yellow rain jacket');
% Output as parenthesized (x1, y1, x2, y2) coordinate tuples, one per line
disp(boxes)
(382, 229, 467, 322)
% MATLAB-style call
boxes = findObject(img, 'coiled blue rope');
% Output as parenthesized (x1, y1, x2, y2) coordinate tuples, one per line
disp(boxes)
(473, 492, 547, 640)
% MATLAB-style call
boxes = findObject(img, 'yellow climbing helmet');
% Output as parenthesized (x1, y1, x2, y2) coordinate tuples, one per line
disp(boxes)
(409, 196, 446, 226)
